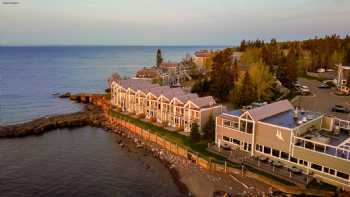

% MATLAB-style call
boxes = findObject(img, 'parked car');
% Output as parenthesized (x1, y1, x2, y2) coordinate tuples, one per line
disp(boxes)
(298, 85, 311, 95)
(318, 83, 331, 89)
(326, 69, 335, 72)
(332, 105, 349, 113)
(317, 68, 326, 73)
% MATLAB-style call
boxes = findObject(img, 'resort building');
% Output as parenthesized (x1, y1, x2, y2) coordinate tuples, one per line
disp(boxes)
(336, 64, 350, 94)
(215, 100, 350, 190)
(136, 67, 161, 79)
(192, 50, 210, 69)
(111, 79, 222, 132)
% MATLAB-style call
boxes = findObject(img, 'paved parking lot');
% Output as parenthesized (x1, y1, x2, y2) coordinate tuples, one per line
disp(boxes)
(292, 78, 350, 120)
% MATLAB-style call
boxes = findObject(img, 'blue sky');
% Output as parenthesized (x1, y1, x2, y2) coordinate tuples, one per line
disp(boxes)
(0, 0, 349, 45)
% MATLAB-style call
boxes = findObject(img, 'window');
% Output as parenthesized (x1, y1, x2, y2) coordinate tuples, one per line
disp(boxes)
(223, 136, 230, 142)
(311, 163, 322, 171)
(281, 152, 289, 160)
(223, 119, 239, 130)
(240, 120, 247, 132)
(290, 157, 298, 163)
(323, 167, 329, 173)
(298, 159, 308, 166)
(256, 144, 263, 152)
(223, 120, 231, 127)
(272, 149, 280, 157)
(232, 122, 239, 129)
(264, 146, 271, 154)
(246, 122, 253, 134)
(330, 169, 335, 175)
(232, 139, 240, 145)
(337, 171, 349, 180)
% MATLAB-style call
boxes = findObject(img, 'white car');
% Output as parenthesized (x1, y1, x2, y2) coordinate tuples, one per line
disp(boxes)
(317, 68, 325, 73)
(299, 86, 310, 94)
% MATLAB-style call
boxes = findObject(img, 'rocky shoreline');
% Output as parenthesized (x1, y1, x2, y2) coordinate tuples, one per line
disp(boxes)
(0, 93, 193, 195)
(0, 104, 105, 138)
(0, 92, 274, 196)
(102, 124, 191, 196)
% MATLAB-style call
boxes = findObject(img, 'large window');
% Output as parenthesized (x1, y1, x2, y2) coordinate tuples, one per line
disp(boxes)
(232, 139, 240, 146)
(311, 163, 322, 171)
(246, 122, 253, 134)
(256, 144, 263, 152)
(290, 157, 298, 163)
(223, 120, 231, 127)
(223, 119, 239, 129)
(272, 149, 280, 157)
(239, 119, 254, 134)
(264, 146, 271, 154)
(223, 136, 230, 142)
(337, 171, 349, 180)
(281, 152, 289, 160)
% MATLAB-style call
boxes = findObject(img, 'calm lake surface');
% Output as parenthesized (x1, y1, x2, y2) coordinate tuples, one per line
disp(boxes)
(0, 46, 224, 196)
(0, 46, 224, 124)
(0, 127, 182, 197)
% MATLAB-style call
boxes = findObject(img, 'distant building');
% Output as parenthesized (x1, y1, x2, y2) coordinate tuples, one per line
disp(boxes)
(136, 67, 161, 79)
(192, 50, 210, 69)
(215, 100, 350, 190)
(232, 51, 242, 62)
(159, 61, 178, 74)
(336, 64, 350, 94)
(111, 79, 222, 132)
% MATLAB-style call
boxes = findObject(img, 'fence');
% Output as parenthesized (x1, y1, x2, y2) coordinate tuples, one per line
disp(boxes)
(107, 115, 238, 174)
(105, 112, 335, 196)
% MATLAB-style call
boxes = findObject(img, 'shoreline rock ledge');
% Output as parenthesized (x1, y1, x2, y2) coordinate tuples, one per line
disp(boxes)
(0, 93, 109, 138)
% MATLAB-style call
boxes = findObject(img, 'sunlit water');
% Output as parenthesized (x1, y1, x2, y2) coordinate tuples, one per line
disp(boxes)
(0, 127, 182, 197)
(0, 46, 224, 124)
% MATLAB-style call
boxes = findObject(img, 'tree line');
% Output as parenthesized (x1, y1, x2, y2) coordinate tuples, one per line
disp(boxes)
(191, 34, 350, 107)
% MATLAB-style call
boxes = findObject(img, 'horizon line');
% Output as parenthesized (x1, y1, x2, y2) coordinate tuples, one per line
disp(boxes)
(0, 44, 233, 47)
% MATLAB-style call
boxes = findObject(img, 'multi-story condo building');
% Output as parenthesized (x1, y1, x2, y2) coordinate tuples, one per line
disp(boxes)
(111, 79, 222, 132)
(215, 100, 350, 190)
(337, 64, 350, 94)
(192, 50, 210, 69)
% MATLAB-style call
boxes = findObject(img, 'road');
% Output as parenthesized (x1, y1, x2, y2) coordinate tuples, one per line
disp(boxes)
(292, 78, 350, 120)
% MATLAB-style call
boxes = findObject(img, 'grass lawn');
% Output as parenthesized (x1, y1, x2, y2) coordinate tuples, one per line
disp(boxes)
(110, 110, 226, 161)
(109, 110, 334, 190)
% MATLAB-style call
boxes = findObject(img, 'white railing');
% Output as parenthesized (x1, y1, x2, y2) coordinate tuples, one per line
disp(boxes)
(293, 136, 350, 161)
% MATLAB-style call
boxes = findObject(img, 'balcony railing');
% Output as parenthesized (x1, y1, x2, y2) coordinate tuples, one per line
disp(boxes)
(293, 136, 350, 161)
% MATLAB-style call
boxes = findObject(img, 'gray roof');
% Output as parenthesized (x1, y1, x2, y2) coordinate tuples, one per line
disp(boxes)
(247, 100, 294, 121)
(261, 110, 322, 129)
(189, 96, 216, 108)
(224, 109, 242, 117)
(117, 79, 216, 108)
(119, 79, 155, 90)
(161, 88, 185, 99)
(175, 93, 199, 103)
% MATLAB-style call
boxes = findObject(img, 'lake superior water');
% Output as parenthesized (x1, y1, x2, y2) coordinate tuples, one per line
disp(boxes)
(0, 127, 182, 197)
(0, 46, 224, 196)
(0, 46, 224, 124)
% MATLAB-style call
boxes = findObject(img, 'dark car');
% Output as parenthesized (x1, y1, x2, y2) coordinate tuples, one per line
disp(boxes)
(318, 83, 331, 89)
(332, 105, 349, 113)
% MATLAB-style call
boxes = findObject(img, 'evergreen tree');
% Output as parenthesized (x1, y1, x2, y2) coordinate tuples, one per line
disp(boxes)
(233, 72, 256, 106)
(156, 49, 163, 67)
(284, 47, 298, 88)
(209, 48, 237, 101)
(202, 114, 215, 141)
(190, 122, 200, 143)
(345, 47, 350, 65)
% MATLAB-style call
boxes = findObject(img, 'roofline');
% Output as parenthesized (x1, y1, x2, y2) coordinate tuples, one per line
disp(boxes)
(184, 100, 200, 109)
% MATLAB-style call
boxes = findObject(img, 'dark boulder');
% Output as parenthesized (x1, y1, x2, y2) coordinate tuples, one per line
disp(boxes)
(59, 92, 71, 98)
